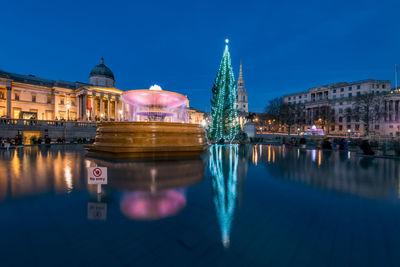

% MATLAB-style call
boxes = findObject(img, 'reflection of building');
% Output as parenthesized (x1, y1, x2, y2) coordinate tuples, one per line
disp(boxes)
(209, 145, 239, 248)
(0, 58, 204, 124)
(282, 79, 400, 136)
(256, 145, 400, 199)
(0, 146, 88, 200)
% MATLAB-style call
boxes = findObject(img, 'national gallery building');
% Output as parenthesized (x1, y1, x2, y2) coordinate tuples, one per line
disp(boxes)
(0, 58, 204, 123)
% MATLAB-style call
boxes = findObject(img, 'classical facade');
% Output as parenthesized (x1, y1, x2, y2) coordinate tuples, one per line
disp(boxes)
(0, 58, 205, 124)
(283, 79, 400, 137)
(236, 62, 248, 113)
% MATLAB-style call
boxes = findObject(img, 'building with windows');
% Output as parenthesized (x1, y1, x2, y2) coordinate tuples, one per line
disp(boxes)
(0, 58, 205, 124)
(283, 79, 400, 137)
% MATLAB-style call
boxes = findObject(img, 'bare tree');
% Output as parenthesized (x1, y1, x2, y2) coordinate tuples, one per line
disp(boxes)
(265, 97, 283, 118)
(279, 103, 304, 134)
(351, 92, 386, 136)
(316, 106, 335, 134)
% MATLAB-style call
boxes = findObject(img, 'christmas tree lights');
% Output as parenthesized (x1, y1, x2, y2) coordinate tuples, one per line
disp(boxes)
(209, 40, 239, 141)
(209, 144, 239, 248)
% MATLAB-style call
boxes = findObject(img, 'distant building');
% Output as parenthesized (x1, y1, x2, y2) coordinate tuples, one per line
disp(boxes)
(236, 62, 248, 113)
(282, 79, 400, 137)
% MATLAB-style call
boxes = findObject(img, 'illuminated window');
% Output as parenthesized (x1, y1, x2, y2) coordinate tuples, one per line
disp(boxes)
(47, 95, 52, 104)
(32, 95, 36, 102)
(13, 108, 21, 119)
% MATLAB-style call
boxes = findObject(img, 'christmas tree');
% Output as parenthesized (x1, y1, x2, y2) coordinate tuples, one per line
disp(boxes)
(209, 39, 239, 141)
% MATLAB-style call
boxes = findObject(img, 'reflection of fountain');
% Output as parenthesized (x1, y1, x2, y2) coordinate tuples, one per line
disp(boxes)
(120, 189, 186, 220)
(85, 85, 207, 158)
(88, 157, 206, 220)
(209, 145, 239, 248)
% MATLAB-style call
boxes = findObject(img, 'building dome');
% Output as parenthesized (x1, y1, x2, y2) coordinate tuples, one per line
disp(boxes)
(89, 58, 115, 87)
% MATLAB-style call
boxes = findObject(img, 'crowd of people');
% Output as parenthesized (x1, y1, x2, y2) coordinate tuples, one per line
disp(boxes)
(0, 135, 94, 148)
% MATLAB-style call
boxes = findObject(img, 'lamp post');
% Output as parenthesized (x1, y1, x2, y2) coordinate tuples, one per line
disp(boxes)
(347, 128, 351, 139)
(119, 110, 123, 121)
(66, 104, 71, 121)
(100, 113, 104, 121)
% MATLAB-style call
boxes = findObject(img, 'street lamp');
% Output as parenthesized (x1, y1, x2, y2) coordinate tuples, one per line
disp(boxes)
(119, 110, 123, 121)
(66, 104, 71, 121)
(100, 113, 104, 121)
(347, 128, 351, 138)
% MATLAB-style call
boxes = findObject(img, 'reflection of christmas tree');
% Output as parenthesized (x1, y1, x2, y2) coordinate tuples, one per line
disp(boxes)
(209, 40, 239, 141)
(209, 145, 239, 248)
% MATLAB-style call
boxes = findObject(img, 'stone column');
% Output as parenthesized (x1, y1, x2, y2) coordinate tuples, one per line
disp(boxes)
(123, 101, 126, 121)
(82, 94, 87, 121)
(91, 95, 96, 121)
(392, 100, 395, 122)
(75, 95, 82, 120)
(107, 96, 111, 121)
(389, 100, 394, 121)
(100, 95, 104, 120)
(6, 86, 11, 118)
(114, 99, 118, 121)
(385, 101, 388, 122)
(397, 100, 400, 122)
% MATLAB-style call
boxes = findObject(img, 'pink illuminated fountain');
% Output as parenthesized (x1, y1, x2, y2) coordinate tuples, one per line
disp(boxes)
(121, 85, 189, 123)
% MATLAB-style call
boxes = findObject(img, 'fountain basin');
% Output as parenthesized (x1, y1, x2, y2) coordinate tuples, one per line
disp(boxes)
(85, 121, 208, 158)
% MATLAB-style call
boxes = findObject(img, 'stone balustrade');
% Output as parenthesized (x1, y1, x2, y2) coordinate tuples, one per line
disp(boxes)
(0, 118, 96, 128)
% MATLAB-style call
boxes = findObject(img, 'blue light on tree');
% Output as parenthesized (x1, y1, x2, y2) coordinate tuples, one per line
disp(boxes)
(209, 144, 239, 248)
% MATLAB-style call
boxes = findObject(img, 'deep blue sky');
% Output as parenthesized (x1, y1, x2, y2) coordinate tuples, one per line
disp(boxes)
(1, 0, 399, 112)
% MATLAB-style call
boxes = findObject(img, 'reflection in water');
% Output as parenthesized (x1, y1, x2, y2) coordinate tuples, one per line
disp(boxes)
(88, 157, 206, 221)
(253, 145, 400, 199)
(0, 146, 87, 199)
(120, 189, 186, 220)
(209, 145, 239, 248)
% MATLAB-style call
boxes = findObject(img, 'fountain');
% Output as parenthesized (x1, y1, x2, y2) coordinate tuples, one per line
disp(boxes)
(85, 85, 208, 158)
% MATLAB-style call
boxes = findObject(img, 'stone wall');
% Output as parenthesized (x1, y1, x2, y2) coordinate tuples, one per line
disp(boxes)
(0, 119, 97, 141)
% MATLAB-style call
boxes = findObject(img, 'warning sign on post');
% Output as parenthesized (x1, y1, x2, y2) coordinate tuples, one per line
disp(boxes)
(87, 167, 108, 184)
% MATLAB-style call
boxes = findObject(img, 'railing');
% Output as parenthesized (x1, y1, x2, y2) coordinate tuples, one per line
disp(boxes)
(0, 118, 97, 128)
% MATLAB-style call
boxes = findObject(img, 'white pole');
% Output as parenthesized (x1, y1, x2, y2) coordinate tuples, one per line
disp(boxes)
(97, 184, 102, 194)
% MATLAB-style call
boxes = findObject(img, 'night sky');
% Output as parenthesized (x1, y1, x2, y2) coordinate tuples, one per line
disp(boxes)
(1, 0, 399, 112)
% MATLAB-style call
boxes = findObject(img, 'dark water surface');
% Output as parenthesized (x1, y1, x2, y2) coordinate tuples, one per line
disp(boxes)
(1, 144, 400, 267)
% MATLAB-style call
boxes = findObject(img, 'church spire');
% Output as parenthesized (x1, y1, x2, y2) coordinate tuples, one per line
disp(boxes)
(237, 60, 245, 91)
(239, 60, 244, 82)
